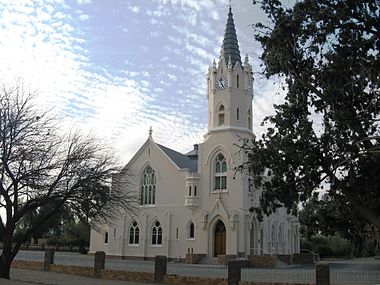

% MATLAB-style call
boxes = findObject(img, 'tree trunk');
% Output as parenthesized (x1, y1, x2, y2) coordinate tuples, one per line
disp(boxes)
(0, 257, 11, 279)
(0, 240, 13, 279)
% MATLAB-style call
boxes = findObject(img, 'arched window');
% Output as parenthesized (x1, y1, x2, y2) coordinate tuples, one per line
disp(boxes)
(237, 74, 239, 88)
(129, 221, 139, 245)
(248, 109, 252, 129)
(140, 166, 156, 205)
(214, 153, 227, 191)
(189, 222, 195, 239)
(188, 186, 192, 197)
(218, 105, 225, 126)
(104, 232, 108, 244)
(152, 221, 162, 245)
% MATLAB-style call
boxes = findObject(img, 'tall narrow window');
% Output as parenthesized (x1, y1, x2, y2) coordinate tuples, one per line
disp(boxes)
(214, 153, 227, 191)
(188, 186, 192, 197)
(248, 109, 252, 129)
(218, 105, 225, 126)
(237, 108, 240, 121)
(189, 222, 195, 239)
(140, 166, 156, 205)
(104, 232, 108, 244)
(129, 221, 139, 245)
(194, 186, 197, 196)
(152, 221, 162, 245)
(237, 74, 239, 88)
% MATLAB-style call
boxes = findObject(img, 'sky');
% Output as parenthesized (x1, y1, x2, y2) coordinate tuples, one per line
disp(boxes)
(0, 0, 290, 164)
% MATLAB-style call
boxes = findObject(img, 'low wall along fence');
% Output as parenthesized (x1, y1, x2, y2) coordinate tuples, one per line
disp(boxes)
(11, 250, 380, 285)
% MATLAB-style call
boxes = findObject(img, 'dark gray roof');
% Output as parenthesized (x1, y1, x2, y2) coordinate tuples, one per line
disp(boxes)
(157, 144, 198, 172)
(220, 7, 241, 67)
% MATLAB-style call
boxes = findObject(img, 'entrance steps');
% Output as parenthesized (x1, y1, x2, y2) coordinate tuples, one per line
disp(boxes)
(198, 256, 219, 265)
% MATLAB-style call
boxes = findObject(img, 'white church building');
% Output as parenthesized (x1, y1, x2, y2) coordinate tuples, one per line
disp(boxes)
(89, 7, 300, 261)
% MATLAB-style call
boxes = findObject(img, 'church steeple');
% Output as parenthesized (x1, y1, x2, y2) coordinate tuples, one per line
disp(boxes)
(220, 6, 241, 67)
(206, 5, 253, 135)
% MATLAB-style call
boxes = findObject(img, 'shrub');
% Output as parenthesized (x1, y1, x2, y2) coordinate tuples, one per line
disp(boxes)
(303, 235, 352, 258)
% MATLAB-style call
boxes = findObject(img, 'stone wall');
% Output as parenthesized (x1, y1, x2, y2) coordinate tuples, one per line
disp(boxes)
(277, 254, 293, 265)
(248, 255, 277, 268)
(218, 254, 237, 265)
(239, 281, 315, 285)
(50, 264, 93, 277)
(102, 269, 154, 283)
(185, 254, 205, 264)
(11, 260, 43, 270)
(293, 253, 316, 264)
(164, 275, 227, 285)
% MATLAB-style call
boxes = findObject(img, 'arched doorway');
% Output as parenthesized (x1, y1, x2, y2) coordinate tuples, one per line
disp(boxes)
(214, 220, 226, 256)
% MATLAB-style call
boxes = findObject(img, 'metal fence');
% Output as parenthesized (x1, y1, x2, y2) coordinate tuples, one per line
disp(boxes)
(167, 263, 227, 278)
(330, 269, 380, 285)
(13, 250, 380, 284)
(241, 268, 315, 283)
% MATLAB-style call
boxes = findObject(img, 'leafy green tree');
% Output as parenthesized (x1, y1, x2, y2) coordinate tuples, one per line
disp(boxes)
(0, 82, 138, 279)
(240, 0, 379, 231)
(299, 193, 377, 255)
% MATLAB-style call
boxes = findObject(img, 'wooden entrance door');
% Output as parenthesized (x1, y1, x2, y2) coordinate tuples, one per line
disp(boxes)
(214, 220, 226, 256)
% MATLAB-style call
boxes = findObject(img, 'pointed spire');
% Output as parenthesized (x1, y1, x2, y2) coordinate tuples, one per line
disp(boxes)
(220, 6, 241, 67)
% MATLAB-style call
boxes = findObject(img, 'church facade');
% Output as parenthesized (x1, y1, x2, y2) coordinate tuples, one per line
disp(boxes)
(89, 7, 300, 261)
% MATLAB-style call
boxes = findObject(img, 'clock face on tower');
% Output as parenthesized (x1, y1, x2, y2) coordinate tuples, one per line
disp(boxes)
(216, 77, 227, 90)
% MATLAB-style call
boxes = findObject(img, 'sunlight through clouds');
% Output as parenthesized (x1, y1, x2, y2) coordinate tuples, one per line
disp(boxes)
(0, 0, 278, 163)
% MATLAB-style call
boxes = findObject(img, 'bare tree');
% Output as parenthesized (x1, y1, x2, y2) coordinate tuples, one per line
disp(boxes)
(0, 81, 138, 279)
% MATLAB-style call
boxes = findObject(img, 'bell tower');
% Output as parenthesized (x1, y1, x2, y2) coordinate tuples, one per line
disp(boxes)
(206, 7, 253, 135)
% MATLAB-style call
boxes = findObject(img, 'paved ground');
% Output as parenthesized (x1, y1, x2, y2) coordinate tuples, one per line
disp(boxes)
(4, 268, 153, 285)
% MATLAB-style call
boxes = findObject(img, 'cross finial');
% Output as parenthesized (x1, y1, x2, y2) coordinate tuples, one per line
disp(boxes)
(149, 126, 153, 137)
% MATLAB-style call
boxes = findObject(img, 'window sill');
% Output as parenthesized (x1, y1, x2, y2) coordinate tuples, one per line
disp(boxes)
(128, 244, 139, 247)
(139, 204, 156, 208)
(212, 190, 228, 193)
(186, 238, 195, 241)
(150, 245, 163, 248)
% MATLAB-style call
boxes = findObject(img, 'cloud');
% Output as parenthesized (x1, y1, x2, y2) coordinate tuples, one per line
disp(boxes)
(79, 14, 89, 21)
(77, 0, 92, 4)
(0, 0, 278, 164)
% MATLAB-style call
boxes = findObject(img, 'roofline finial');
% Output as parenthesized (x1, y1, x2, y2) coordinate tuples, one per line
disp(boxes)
(149, 126, 153, 138)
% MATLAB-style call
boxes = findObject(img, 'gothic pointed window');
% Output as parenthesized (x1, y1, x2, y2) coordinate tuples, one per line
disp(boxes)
(188, 222, 195, 239)
(218, 105, 225, 126)
(140, 166, 156, 205)
(129, 221, 139, 245)
(152, 221, 162, 245)
(214, 153, 227, 191)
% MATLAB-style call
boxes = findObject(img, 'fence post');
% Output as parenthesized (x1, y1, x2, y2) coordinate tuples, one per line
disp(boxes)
(316, 262, 330, 285)
(43, 249, 55, 271)
(93, 251, 106, 278)
(228, 260, 245, 285)
(154, 255, 167, 283)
